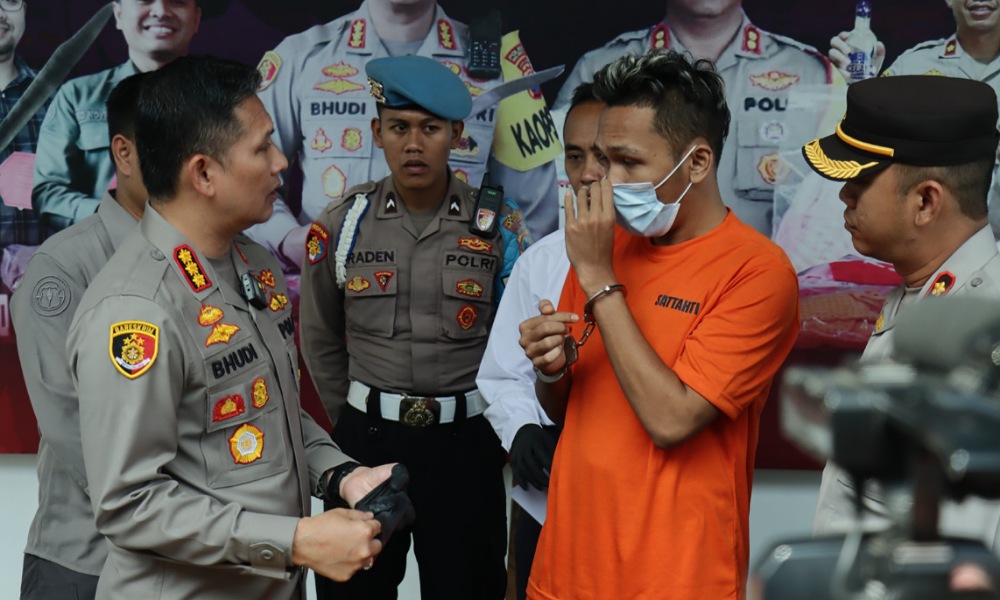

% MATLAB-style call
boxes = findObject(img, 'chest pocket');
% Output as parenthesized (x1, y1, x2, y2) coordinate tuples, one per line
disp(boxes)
(78, 120, 109, 153)
(732, 111, 789, 202)
(344, 259, 398, 337)
(301, 94, 374, 161)
(441, 249, 497, 339)
(201, 362, 289, 489)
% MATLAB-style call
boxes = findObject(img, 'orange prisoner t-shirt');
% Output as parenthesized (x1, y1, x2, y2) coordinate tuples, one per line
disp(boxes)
(527, 212, 799, 600)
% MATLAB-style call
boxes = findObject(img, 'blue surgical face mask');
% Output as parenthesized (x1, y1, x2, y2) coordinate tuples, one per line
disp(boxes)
(612, 146, 696, 238)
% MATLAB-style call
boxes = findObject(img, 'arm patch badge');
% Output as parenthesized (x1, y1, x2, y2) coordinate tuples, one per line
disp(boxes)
(306, 222, 330, 264)
(109, 321, 159, 379)
(257, 51, 282, 91)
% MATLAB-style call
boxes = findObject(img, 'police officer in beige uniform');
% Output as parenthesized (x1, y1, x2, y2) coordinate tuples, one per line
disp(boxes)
(252, 0, 559, 269)
(300, 55, 529, 600)
(14, 72, 147, 600)
(802, 75, 1000, 554)
(67, 56, 407, 599)
(552, 0, 838, 236)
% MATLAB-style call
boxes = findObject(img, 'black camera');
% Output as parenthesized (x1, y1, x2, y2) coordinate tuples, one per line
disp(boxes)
(752, 298, 1000, 599)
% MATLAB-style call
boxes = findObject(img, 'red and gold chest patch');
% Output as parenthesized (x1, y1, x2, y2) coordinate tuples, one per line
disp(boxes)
(438, 19, 456, 49)
(456, 278, 484, 298)
(347, 276, 370, 293)
(457, 304, 478, 330)
(252, 377, 269, 409)
(458, 237, 493, 253)
(375, 270, 393, 292)
(212, 394, 246, 422)
(306, 222, 329, 264)
(198, 304, 224, 326)
(206, 323, 241, 347)
(174, 245, 212, 292)
(257, 269, 276, 289)
(269, 293, 289, 312)
(749, 70, 800, 91)
(229, 424, 264, 464)
(109, 321, 159, 379)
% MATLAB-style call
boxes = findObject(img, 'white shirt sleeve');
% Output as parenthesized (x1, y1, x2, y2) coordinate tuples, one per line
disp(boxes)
(478, 230, 571, 450)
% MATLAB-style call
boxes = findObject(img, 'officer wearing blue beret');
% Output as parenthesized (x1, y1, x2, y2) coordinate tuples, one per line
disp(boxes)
(805, 75, 1000, 557)
(299, 55, 531, 600)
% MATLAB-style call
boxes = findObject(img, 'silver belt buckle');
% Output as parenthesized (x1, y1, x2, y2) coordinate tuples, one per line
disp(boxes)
(398, 396, 441, 427)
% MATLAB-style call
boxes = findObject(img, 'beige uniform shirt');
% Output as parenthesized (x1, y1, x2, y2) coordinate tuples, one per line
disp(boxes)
(12, 192, 136, 575)
(68, 205, 350, 599)
(814, 226, 1000, 553)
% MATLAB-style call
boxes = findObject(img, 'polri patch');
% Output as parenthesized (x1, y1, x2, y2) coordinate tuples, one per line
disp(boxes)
(257, 51, 282, 91)
(109, 321, 159, 379)
(252, 377, 269, 409)
(306, 222, 329, 264)
(174, 245, 212, 292)
(212, 394, 246, 422)
(457, 304, 478, 330)
(31, 275, 71, 317)
(229, 423, 264, 464)
(206, 323, 241, 347)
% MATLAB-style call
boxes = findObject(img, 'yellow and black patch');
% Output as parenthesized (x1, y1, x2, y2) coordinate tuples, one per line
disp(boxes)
(229, 424, 264, 464)
(927, 271, 956, 297)
(109, 321, 159, 379)
(174, 245, 212, 293)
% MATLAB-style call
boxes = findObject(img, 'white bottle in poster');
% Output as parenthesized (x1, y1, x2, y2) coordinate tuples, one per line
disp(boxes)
(845, 1, 877, 81)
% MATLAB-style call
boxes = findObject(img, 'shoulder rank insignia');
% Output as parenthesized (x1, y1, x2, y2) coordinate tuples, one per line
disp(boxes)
(459, 237, 493, 253)
(375, 270, 393, 292)
(650, 22, 670, 50)
(109, 321, 159, 379)
(229, 423, 264, 464)
(306, 222, 330, 264)
(174, 245, 212, 293)
(927, 271, 956, 297)
(212, 394, 246, 422)
(198, 304, 224, 326)
(874, 312, 885, 333)
(206, 323, 241, 347)
(257, 51, 282, 91)
(438, 19, 456, 50)
(348, 18, 367, 49)
(945, 37, 957, 56)
(742, 24, 762, 55)
(252, 377, 269, 409)
(457, 304, 479, 330)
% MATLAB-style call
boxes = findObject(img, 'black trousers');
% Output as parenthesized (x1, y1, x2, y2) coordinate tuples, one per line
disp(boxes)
(20, 554, 99, 600)
(316, 404, 508, 600)
(514, 509, 543, 600)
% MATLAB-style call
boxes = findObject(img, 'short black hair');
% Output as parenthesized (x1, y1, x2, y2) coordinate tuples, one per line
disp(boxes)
(568, 82, 599, 114)
(592, 50, 730, 164)
(896, 159, 994, 220)
(106, 72, 148, 162)
(135, 55, 261, 200)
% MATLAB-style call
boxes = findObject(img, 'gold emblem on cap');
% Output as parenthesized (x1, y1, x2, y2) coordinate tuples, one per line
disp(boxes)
(368, 77, 386, 104)
(804, 139, 878, 180)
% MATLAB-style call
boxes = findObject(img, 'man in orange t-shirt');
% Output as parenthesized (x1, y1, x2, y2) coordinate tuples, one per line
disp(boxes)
(518, 50, 800, 599)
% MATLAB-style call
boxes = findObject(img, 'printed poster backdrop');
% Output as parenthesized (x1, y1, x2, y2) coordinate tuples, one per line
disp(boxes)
(0, 1, 958, 467)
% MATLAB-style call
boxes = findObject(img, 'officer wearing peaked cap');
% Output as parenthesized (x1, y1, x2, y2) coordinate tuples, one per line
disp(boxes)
(805, 75, 1000, 556)
(300, 54, 531, 600)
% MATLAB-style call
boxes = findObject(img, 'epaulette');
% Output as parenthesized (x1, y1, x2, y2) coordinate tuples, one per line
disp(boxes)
(898, 37, 952, 57)
(766, 30, 834, 81)
(606, 26, 652, 47)
(324, 180, 378, 216)
(274, 17, 352, 55)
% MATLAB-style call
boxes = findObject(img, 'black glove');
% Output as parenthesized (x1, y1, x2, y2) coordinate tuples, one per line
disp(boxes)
(510, 424, 558, 491)
(354, 464, 416, 546)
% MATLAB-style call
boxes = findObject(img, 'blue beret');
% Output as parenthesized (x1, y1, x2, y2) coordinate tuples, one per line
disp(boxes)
(366, 56, 472, 121)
